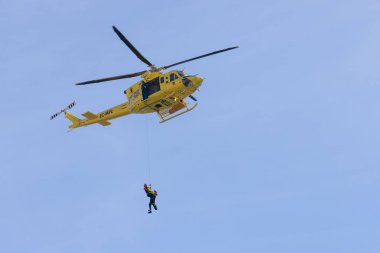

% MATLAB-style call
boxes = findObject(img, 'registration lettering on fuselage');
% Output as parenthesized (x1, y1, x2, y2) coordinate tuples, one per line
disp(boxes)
(100, 109, 113, 118)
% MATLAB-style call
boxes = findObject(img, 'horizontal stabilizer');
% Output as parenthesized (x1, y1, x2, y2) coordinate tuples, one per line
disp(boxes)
(98, 120, 111, 126)
(82, 111, 97, 120)
(82, 111, 111, 126)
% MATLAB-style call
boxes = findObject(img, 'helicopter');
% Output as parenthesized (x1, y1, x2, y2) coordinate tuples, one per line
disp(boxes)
(52, 26, 238, 129)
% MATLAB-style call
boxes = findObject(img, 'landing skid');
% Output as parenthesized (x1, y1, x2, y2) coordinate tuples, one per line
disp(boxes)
(158, 103, 198, 123)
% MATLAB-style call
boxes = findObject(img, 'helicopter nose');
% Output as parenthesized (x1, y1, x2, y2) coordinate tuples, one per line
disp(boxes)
(188, 76, 203, 87)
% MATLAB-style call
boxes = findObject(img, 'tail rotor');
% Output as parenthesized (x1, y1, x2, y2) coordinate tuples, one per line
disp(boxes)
(50, 101, 76, 120)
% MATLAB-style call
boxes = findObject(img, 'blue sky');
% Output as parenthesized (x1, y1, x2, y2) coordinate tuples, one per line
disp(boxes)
(1, 0, 380, 252)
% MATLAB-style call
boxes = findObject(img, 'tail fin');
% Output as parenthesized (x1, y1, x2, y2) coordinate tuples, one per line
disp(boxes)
(65, 111, 81, 129)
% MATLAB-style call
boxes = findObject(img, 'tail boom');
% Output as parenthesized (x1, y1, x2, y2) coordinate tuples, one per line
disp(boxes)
(64, 103, 131, 129)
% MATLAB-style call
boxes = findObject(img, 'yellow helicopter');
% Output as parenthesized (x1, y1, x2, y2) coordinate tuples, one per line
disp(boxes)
(51, 26, 238, 129)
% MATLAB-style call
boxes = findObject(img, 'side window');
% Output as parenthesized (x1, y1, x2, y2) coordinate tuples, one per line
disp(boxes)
(160, 76, 165, 83)
(141, 78, 161, 100)
(170, 73, 178, 81)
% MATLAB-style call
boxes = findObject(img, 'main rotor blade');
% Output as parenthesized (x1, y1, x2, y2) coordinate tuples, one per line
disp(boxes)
(112, 26, 153, 67)
(162, 46, 238, 69)
(76, 71, 146, 85)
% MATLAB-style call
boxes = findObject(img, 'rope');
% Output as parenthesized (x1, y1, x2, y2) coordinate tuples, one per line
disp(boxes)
(145, 115, 151, 184)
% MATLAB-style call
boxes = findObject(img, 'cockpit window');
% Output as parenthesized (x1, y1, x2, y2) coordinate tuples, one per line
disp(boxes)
(183, 77, 191, 87)
(177, 71, 185, 77)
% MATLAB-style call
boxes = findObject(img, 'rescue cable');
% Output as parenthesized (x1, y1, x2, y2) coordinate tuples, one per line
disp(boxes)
(145, 116, 151, 183)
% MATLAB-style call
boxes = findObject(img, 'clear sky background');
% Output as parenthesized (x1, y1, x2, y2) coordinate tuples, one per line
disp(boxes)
(1, 0, 380, 252)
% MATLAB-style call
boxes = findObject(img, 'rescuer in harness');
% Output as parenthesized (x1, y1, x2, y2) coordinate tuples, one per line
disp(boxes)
(144, 184, 158, 213)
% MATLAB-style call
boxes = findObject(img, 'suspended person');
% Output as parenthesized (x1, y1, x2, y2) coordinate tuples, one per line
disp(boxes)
(144, 184, 158, 213)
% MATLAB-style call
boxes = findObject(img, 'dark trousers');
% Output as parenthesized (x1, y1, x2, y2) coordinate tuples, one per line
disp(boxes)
(149, 195, 157, 211)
